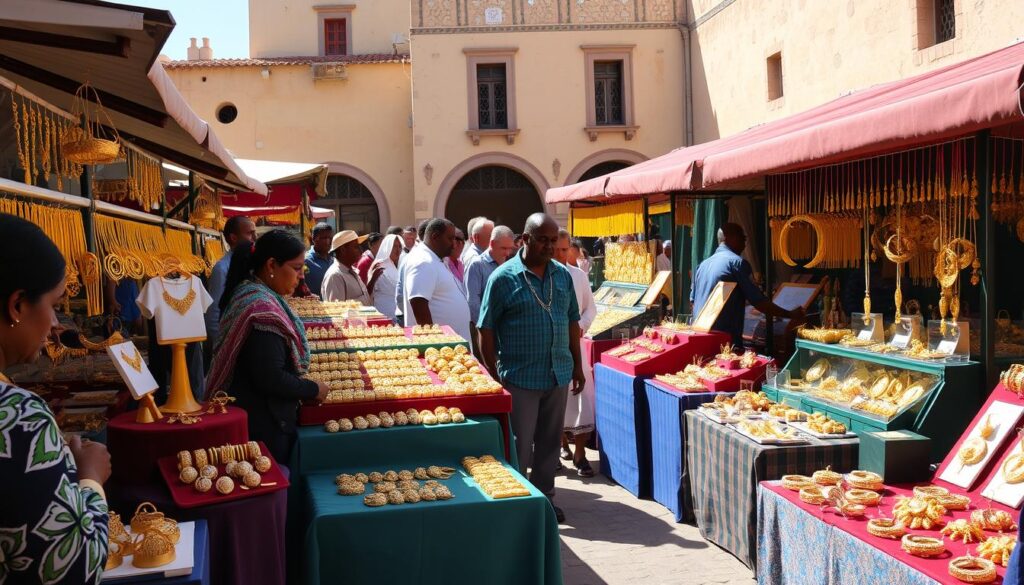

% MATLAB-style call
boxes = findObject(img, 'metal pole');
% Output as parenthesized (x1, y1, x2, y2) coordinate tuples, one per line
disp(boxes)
(670, 193, 680, 312)
(762, 191, 774, 357)
(78, 116, 96, 253)
(187, 172, 198, 254)
(977, 130, 995, 389)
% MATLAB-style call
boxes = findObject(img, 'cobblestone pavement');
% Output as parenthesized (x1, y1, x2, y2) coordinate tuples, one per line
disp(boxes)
(554, 448, 755, 585)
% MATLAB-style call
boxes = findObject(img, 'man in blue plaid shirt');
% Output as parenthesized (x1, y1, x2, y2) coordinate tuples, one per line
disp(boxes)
(478, 213, 585, 524)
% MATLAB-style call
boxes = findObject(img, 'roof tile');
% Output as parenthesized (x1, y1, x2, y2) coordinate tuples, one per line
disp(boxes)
(163, 54, 409, 69)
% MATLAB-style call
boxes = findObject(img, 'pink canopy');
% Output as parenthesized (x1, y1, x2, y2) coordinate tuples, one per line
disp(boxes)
(547, 41, 1024, 204)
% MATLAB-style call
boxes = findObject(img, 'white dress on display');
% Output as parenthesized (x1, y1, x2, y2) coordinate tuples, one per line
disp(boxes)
(137, 275, 213, 344)
(564, 263, 597, 435)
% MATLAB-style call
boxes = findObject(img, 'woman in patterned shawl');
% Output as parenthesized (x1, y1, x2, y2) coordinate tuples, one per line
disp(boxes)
(207, 231, 329, 463)
(0, 214, 111, 585)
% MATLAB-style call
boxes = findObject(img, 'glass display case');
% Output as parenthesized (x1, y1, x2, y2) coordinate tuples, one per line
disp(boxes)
(588, 281, 662, 340)
(762, 339, 982, 459)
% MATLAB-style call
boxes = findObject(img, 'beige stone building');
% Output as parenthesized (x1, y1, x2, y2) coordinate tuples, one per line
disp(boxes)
(163, 0, 1023, 233)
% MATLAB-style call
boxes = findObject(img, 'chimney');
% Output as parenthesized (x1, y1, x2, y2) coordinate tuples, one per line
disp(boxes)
(199, 37, 213, 60)
(187, 37, 200, 61)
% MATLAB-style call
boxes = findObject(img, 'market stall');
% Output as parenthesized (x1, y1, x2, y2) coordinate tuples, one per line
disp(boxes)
(758, 371, 1024, 584)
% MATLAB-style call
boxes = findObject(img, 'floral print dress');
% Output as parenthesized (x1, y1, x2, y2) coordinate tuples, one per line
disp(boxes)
(0, 382, 108, 585)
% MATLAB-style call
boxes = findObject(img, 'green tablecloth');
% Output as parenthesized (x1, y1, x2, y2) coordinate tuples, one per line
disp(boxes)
(294, 415, 517, 473)
(303, 460, 562, 585)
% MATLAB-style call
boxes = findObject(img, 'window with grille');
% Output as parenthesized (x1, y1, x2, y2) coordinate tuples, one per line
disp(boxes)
(324, 18, 347, 56)
(934, 0, 955, 44)
(594, 61, 624, 126)
(321, 175, 379, 233)
(476, 64, 508, 130)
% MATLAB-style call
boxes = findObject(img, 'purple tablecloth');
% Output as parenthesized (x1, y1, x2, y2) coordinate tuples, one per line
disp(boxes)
(108, 467, 288, 585)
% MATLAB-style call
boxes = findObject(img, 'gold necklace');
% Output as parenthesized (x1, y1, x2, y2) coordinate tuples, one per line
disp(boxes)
(120, 347, 143, 372)
(160, 277, 197, 315)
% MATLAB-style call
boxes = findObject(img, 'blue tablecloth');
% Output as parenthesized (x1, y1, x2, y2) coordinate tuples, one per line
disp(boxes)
(644, 380, 732, 522)
(111, 519, 209, 585)
(757, 485, 937, 585)
(595, 363, 651, 498)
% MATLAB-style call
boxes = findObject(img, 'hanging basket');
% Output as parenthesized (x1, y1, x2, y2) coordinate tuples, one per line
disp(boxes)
(60, 82, 122, 166)
(62, 137, 121, 165)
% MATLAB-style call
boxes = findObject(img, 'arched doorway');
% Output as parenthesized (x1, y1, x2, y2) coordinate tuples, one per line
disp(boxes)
(445, 165, 543, 234)
(319, 174, 381, 234)
(577, 160, 631, 182)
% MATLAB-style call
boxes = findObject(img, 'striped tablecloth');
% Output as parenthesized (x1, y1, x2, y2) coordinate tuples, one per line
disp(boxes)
(684, 410, 859, 569)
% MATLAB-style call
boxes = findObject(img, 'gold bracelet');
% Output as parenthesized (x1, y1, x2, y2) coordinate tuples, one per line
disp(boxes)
(781, 474, 815, 491)
(866, 518, 905, 540)
(948, 556, 997, 584)
(798, 486, 825, 505)
(913, 485, 949, 499)
(845, 470, 883, 491)
(901, 534, 945, 558)
(844, 489, 881, 506)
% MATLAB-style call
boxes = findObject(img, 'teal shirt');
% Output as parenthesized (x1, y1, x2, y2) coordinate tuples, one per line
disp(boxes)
(478, 251, 580, 390)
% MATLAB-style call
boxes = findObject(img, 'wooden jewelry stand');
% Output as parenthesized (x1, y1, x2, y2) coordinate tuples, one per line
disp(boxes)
(160, 339, 204, 414)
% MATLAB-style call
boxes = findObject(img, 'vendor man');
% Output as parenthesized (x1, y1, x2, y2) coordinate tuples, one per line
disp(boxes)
(322, 230, 383, 304)
(691, 223, 803, 346)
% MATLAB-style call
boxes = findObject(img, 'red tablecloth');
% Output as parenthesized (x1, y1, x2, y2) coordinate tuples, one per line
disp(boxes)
(107, 406, 248, 485)
(762, 481, 1014, 584)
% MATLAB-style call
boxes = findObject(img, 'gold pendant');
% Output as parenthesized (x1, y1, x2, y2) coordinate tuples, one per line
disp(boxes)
(121, 348, 143, 372)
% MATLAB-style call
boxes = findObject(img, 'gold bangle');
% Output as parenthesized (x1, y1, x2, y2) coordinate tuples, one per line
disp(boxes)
(844, 489, 881, 506)
(866, 518, 905, 540)
(901, 534, 946, 558)
(948, 556, 997, 584)
(913, 485, 949, 499)
(937, 493, 972, 511)
(798, 486, 825, 505)
(845, 470, 883, 491)
(781, 474, 815, 491)
(192, 449, 207, 469)
(1002, 453, 1024, 484)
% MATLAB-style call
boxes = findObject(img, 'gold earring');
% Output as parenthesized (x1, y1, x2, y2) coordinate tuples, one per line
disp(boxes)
(9, 319, 19, 328)
(270, 273, 275, 279)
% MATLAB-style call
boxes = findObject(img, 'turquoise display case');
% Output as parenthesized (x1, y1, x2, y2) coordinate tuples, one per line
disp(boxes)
(761, 339, 982, 460)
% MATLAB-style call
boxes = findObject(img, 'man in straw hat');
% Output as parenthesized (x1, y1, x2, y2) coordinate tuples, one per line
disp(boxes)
(322, 230, 382, 304)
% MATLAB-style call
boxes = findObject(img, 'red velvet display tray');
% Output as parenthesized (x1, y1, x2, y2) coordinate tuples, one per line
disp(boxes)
(157, 441, 290, 509)
(599, 329, 730, 377)
(763, 481, 1014, 584)
(299, 389, 513, 425)
(648, 357, 773, 393)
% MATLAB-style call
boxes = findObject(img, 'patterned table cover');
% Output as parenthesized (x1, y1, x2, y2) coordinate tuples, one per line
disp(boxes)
(757, 484, 940, 585)
(644, 380, 734, 522)
(684, 410, 859, 568)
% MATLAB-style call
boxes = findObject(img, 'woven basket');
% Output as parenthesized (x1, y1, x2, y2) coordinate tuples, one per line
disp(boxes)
(62, 137, 120, 165)
(797, 327, 853, 344)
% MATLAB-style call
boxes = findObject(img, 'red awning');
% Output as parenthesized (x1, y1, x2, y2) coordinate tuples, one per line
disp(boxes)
(547, 41, 1024, 204)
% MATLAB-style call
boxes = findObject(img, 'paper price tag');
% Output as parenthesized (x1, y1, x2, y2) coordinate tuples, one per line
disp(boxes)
(891, 334, 910, 349)
(937, 340, 957, 354)
(857, 329, 874, 341)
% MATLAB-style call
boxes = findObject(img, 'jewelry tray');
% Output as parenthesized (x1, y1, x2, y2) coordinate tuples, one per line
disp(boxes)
(157, 441, 290, 509)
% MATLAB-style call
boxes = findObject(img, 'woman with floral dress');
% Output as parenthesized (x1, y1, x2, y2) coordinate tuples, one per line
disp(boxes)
(0, 213, 111, 585)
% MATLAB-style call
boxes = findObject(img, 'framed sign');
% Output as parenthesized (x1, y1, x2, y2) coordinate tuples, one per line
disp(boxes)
(692, 282, 736, 332)
(106, 341, 158, 400)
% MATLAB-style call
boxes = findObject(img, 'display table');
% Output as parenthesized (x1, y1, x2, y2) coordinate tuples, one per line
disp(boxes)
(109, 519, 210, 585)
(107, 407, 248, 485)
(595, 363, 652, 497)
(293, 415, 518, 474)
(758, 482, 1013, 584)
(108, 468, 286, 585)
(643, 380, 733, 522)
(302, 460, 562, 585)
(684, 410, 859, 568)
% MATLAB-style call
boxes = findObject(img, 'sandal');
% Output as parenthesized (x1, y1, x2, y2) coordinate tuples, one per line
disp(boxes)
(560, 446, 573, 461)
(575, 458, 595, 478)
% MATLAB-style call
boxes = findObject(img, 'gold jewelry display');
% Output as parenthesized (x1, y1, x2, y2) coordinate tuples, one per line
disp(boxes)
(976, 535, 1017, 568)
(901, 534, 946, 558)
(892, 496, 945, 530)
(971, 508, 1017, 532)
(205, 391, 236, 414)
(463, 454, 531, 498)
(120, 347, 143, 372)
(947, 556, 997, 584)
(603, 242, 654, 285)
(160, 277, 197, 316)
(941, 519, 987, 544)
(780, 475, 815, 491)
(843, 489, 881, 506)
(866, 518, 906, 540)
(812, 466, 842, 487)
(958, 437, 988, 467)
(845, 470, 883, 491)
(798, 486, 826, 505)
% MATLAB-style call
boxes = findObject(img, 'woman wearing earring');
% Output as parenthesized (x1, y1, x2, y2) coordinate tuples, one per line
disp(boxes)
(0, 213, 112, 584)
(207, 230, 330, 463)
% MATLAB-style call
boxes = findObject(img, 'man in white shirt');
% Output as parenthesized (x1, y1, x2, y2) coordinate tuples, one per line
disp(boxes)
(322, 230, 382, 304)
(555, 229, 598, 477)
(461, 216, 493, 267)
(656, 240, 672, 272)
(404, 218, 472, 343)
